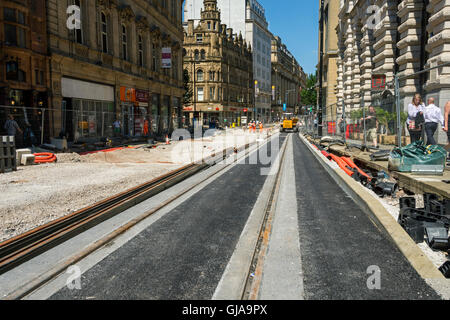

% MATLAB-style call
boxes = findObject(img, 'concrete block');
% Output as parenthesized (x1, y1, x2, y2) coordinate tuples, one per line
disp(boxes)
(16, 149, 32, 164)
(21, 154, 35, 166)
(50, 138, 68, 151)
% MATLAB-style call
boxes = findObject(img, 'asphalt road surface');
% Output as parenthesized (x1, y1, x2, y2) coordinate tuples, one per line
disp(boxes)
(291, 134, 439, 300)
(48, 133, 441, 300)
(50, 134, 287, 300)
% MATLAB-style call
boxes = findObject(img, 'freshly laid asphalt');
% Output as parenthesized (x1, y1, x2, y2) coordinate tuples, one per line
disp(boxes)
(49, 133, 441, 300)
(292, 134, 440, 300)
(50, 135, 287, 300)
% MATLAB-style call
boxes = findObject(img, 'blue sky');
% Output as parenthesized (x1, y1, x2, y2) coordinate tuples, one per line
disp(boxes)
(260, 0, 319, 75)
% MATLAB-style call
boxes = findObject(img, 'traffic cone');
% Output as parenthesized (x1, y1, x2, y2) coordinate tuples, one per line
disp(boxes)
(166, 135, 170, 145)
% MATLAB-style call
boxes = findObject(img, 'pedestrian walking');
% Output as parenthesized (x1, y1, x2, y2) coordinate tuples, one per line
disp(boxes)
(4, 114, 22, 139)
(407, 93, 425, 143)
(424, 97, 444, 145)
(113, 119, 121, 137)
(361, 106, 379, 148)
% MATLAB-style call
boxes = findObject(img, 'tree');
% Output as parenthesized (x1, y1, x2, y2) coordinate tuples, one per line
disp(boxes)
(300, 73, 317, 109)
(183, 69, 193, 106)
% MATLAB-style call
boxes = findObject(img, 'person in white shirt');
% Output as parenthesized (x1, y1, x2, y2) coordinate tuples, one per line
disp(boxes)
(424, 97, 444, 145)
(406, 93, 425, 143)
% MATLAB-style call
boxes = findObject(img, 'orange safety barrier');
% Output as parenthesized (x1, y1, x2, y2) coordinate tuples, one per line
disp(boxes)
(34, 152, 57, 164)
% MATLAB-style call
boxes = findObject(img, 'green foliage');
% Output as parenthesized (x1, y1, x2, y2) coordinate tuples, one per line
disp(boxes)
(300, 73, 317, 108)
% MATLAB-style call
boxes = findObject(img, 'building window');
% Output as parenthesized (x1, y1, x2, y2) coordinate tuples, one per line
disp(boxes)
(197, 87, 204, 102)
(207, 22, 211, 30)
(4, 24, 17, 46)
(196, 34, 203, 43)
(138, 35, 144, 67)
(101, 13, 108, 53)
(122, 25, 128, 61)
(152, 43, 159, 72)
(5, 61, 18, 80)
(210, 87, 215, 101)
(73, 0, 83, 44)
(197, 69, 204, 82)
(200, 50, 206, 60)
(194, 50, 199, 61)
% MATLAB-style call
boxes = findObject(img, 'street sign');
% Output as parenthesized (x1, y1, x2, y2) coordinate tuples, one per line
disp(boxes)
(371, 74, 386, 91)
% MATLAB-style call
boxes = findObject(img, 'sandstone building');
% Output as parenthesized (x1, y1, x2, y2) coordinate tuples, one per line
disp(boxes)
(336, 0, 450, 143)
(271, 35, 306, 118)
(184, 0, 271, 122)
(183, 0, 254, 126)
(0, 0, 50, 146)
(46, 0, 184, 142)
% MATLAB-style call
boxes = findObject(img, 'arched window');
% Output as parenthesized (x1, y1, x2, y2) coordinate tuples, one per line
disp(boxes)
(197, 69, 204, 82)
(200, 50, 206, 60)
(121, 24, 128, 61)
(194, 50, 199, 61)
(138, 35, 144, 67)
(101, 12, 108, 53)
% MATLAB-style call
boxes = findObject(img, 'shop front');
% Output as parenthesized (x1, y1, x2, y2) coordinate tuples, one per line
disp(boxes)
(62, 77, 115, 142)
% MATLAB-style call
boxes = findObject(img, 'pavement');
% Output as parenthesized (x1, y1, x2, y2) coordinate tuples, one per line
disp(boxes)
(16, 132, 444, 300)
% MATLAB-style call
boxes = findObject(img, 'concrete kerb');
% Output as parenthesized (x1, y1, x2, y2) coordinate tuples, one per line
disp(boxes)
(298, 134, 450, 298)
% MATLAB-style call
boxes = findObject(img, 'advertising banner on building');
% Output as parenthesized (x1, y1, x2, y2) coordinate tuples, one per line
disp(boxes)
(136, 90, 149, 107)
(162, 47, 172, 69)
(120, 87, 136, 103)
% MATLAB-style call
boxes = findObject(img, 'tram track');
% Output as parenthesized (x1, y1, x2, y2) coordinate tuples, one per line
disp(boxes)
(2, 134, 279, 300)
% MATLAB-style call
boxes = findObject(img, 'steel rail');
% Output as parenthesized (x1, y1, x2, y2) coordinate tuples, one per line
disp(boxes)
(0, 163, 206, 274)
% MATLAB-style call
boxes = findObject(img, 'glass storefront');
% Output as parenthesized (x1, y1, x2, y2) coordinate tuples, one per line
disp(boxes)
(161, 95, 170, 134)
(72, 99, 114, 140)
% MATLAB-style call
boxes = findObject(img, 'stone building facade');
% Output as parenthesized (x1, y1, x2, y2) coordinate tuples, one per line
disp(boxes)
(0, 0, 50, 146)
(271, 35, 306, 118)
(336, 0, 450, 143)
(319, 0, 340, 124)
(183, 0, 254, 126)
(46, 0, 184, 142)
(184, 0, 271, 122)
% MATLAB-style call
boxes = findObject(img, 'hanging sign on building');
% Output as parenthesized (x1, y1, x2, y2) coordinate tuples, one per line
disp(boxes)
(120, 87, 136, 102)
(162, 47, 172, 69)
(371, 75, 386, 91)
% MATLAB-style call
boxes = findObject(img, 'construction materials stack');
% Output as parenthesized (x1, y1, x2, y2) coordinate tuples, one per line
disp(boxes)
(0, 136, 17, 174)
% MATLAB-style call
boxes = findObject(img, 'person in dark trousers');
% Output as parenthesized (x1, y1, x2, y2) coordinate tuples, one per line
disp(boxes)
(4, 114, 22, 140)
(424, 97, 444, 146)
(407, 93, 425, 143)
(361, 106, 379, 148)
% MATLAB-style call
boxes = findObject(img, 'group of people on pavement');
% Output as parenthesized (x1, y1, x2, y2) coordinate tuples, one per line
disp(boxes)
(406, 93, 447, 146)
(357, 93, 449, 149)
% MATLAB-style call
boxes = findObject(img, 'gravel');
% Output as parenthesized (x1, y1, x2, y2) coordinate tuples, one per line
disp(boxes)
(0, 129, 271, 242)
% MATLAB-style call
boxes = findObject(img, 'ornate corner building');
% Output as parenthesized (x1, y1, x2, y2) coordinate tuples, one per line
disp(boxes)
(335, 0, 450, 142)
(45, 0, 184, 142)
(0, 0, 50, 146)
(183, 0, 254, 126)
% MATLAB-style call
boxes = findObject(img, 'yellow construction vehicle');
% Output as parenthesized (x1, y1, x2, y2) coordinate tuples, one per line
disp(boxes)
(281, 113, 299, 132)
